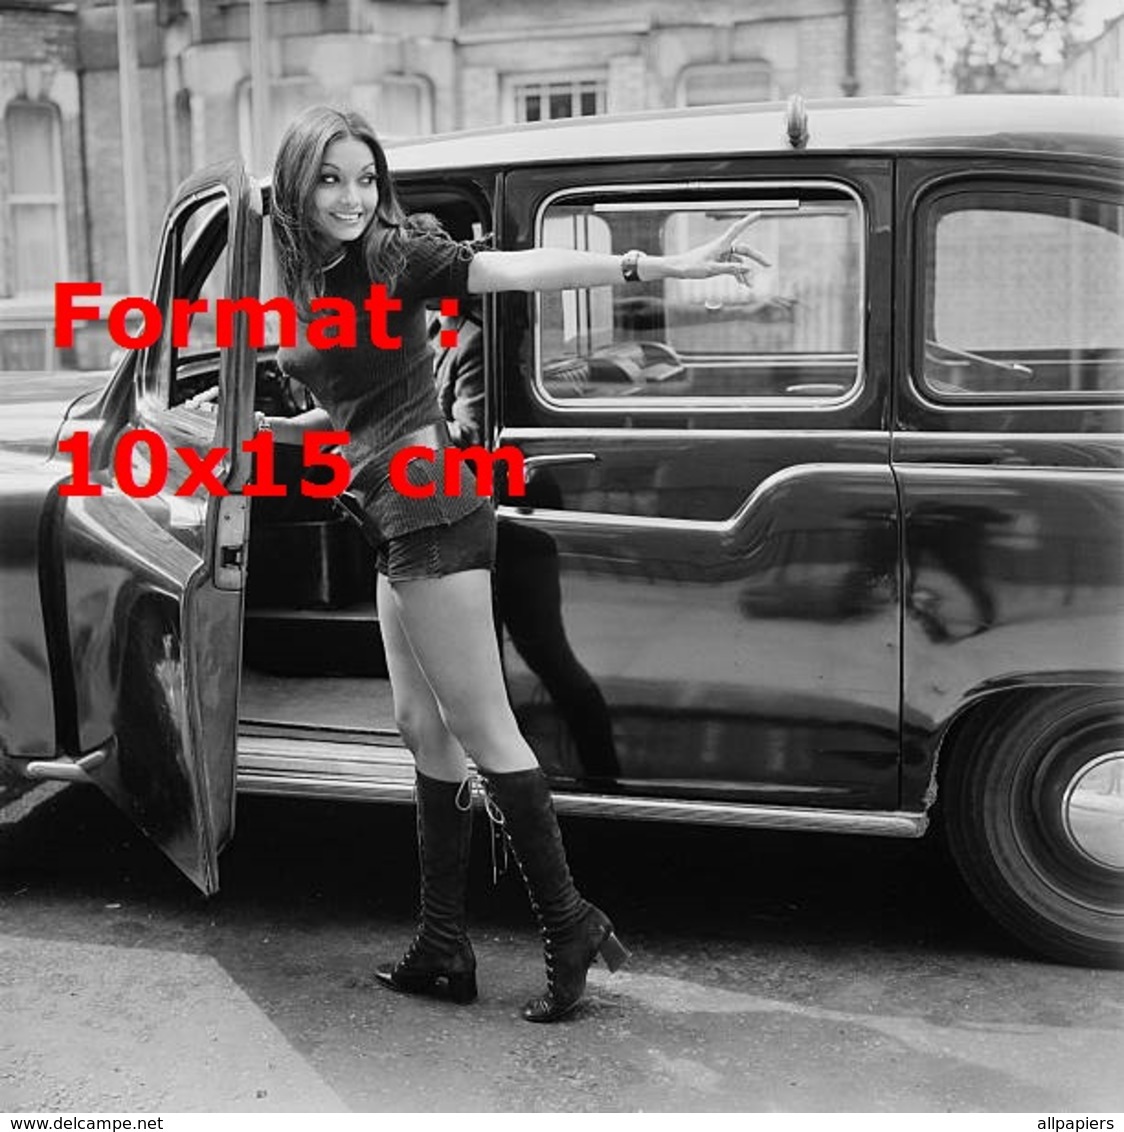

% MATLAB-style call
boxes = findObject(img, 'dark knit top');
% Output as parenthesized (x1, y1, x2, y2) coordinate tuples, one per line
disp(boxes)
(277, 232, 484, 542)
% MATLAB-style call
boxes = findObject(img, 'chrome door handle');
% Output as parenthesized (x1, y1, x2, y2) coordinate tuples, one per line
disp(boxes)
(522, 452, 598, 481)
(25, 745, 110, 783)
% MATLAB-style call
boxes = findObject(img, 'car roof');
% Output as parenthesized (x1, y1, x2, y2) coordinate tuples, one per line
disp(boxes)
(386, 95, 1124, 174)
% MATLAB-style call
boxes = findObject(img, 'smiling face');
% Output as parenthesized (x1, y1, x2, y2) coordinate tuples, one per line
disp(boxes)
(310, 135, 380, 254)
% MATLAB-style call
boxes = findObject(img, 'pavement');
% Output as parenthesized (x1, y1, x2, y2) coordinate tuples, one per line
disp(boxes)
(2, 778, 1123, 1113)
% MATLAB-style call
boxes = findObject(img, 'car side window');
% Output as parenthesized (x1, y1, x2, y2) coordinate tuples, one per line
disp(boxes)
(138, 193, 229, 413)
(177, 203, 229, 361)
(535, 183, 864, 407)
(920, 188, 1124, 399)
(167, 211, 230, 411)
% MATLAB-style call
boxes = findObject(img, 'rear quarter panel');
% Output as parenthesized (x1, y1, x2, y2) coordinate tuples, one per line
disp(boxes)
(894, 157, 1124, 810)
(896, 452, 1124, 809)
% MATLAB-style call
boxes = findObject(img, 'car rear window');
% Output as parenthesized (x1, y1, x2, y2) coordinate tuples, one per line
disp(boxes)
(919, 188, 1124, 401)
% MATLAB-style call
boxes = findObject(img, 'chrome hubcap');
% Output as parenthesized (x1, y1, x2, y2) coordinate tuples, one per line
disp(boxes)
(1062, 751, 1124, 870)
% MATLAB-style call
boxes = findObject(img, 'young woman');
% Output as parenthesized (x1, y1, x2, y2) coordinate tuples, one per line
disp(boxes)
(266, 105, 766, 1023)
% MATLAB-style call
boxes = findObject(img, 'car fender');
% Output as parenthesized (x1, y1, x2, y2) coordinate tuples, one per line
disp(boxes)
(0, 452, 65, 759)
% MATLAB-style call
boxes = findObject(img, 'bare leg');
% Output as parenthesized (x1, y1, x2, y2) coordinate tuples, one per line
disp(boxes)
(374, 571, 477, 1003)
(377, 572, 470, 783)
(385, 568, 628, 1022)
(385, 568, 538, 775)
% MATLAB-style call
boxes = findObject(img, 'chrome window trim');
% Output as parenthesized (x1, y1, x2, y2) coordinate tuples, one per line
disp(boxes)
(530, 179, 869, 416)
(889, 466, 1124, 483)
(913, 389, 1124, 412)
(136, 184, 228, 414)
(687, 352, 856, 367)
(498, 460, 885, 531)
(501, 426, 1124, 446)
(592, 198, 801, 213)
(502, 426, 889, 441)
(890, 429, 1124, 442)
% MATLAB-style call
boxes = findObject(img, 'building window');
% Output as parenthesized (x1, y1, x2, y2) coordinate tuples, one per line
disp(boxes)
(677, 62, 774, 107)
(351, 76, 434, 141)
(512, 77, 606, 123)
(4, 101, 67, 295)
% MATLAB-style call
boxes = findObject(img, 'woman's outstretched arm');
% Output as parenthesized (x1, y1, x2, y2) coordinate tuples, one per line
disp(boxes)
(260, 405, 333, 444)
(467, 213, 767, 294)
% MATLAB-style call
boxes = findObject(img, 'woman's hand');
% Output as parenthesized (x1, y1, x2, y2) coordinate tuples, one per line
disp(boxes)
(665, 213, 770, 284)
(264, 405, 335, 445)
(184, 385, 220, 410)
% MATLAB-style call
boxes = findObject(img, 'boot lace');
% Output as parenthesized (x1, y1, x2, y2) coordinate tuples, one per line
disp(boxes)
(465, 773, 510, 884)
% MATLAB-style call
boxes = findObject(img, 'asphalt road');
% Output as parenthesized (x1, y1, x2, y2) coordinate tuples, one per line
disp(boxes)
(2, 777, 1122, 1113)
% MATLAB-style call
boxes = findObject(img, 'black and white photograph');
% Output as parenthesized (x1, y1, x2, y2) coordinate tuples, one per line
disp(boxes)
(1, 0, 1123, 1117)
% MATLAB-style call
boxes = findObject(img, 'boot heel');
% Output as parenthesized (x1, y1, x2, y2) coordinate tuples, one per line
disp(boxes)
(447, 971, 479, 1005)
(598, 931, 631, 972)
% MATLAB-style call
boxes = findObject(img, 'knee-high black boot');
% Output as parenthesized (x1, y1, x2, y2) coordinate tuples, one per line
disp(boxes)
(375, 770, 477, 1004)
(483, 767, 629, 1022)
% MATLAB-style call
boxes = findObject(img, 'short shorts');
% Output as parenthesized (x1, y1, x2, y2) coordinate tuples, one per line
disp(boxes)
(375, 502, 497, 582)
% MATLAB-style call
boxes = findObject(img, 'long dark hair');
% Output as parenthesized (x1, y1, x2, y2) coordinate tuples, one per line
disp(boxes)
(271, 105, 419, 312)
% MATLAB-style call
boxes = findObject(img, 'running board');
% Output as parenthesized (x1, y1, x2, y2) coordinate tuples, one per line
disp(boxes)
(237, 726, 415, 804)
(237, 729, 928, 838)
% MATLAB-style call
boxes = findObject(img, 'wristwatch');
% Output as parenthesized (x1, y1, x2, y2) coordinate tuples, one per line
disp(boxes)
(620, 248, 643, 283)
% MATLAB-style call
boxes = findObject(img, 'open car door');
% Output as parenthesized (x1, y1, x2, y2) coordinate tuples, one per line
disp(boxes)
(34, 162, 261, 894)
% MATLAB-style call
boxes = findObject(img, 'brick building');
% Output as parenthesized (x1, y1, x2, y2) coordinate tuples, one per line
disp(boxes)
(1, 0, 897, 371)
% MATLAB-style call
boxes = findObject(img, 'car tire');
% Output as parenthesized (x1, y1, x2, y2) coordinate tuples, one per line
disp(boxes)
(943, 689, 1124, 969)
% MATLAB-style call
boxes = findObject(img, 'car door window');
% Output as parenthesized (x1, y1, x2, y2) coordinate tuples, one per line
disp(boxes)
(137, 192, 229, 414)
(121, 190, 241, 507)
(176, 212, 228, 362)
(535, 183, 864, 407)
(919, 189, 1124, 399)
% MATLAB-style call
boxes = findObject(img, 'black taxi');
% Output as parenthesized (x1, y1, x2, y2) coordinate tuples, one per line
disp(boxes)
(1, 95, 1121, 968)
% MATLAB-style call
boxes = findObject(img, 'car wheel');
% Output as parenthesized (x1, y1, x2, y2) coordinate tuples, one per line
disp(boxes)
(943, 689, 1124, 969)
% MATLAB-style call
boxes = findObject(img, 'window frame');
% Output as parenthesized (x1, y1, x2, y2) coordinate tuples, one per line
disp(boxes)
(912, 178, 1124, 407)
(4, 100, 68, 296)
(507, 72, 608, 125)
(530, 179, 868, 416)
(137, 188, 229, 418)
